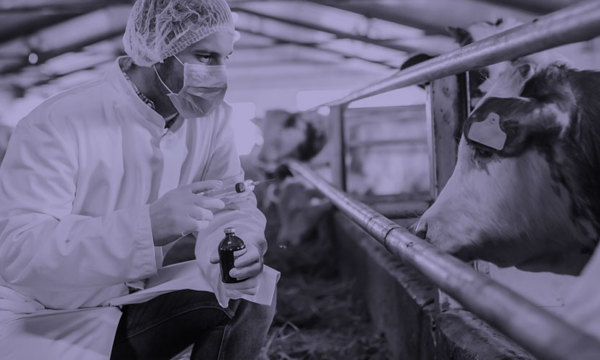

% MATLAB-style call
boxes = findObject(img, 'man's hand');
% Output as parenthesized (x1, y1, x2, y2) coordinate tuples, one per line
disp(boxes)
(150, 181, 225, 246)
(210, 243, 264, 297)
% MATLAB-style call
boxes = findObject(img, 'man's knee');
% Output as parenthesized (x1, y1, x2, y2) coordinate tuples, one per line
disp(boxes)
(230, 289, 277, 331)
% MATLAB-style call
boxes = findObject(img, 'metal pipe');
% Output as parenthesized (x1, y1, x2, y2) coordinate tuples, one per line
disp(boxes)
(232, 6, 451, 55)
(0, 0, 128, 13)
(235, 27, 397, 69)
(287, 160, 600, 360)
(478, 0, 579, 14)
(323, 0, 600, 107)
(0, 5, 130, 74)
(307, 0, 535, 35)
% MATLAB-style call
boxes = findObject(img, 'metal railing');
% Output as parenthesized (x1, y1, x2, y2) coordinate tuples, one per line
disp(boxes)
(290, 1, 600, 359)
(288, 161, 600, 360)
(319, 0, 600, 107)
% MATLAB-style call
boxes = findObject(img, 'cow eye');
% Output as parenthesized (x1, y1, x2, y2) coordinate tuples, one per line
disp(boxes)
(474, 147, 494, 158)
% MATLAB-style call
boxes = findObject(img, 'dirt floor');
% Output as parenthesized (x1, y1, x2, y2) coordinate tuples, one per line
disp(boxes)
(259, 217, 392, 360)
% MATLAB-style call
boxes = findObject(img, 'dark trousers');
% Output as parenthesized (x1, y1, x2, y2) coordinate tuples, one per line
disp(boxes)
(110, 290, 276, 360)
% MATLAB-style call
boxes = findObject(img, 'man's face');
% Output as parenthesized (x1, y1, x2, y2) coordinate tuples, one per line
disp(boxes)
(160, 30, 235, 93)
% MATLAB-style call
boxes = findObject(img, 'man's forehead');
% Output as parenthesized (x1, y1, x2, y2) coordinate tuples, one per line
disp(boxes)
(187, 31, 234, 54)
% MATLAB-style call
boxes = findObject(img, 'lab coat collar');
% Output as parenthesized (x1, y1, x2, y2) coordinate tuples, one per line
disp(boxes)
(108, 57, 169, 132)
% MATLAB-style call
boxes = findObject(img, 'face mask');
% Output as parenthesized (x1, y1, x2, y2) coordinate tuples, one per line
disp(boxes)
(154, 56, 228, 118)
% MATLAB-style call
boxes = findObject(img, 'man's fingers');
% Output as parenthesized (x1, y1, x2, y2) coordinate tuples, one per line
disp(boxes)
(189, 207, 214, 222)
(193, 220, 210, 231)
(194, 196, 225, 210)
(234, 254, 260, 268)
(233, 247, 248, 258)
(188, 180, 222, 194)
(234, 246, 259, 267)
(209, 249, 220, 264)
(230, 262, 262, 279)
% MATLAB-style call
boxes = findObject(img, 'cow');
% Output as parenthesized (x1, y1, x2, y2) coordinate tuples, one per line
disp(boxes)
(255, 109, 328, 170)
(412, 64, 600, 275)
(235, 113, 333, 250)
(270, 178, 332, 247)
(448, 18, 576, 110)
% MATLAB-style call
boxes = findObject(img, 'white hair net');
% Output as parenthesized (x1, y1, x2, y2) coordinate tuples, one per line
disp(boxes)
(123, 0, 235, 67)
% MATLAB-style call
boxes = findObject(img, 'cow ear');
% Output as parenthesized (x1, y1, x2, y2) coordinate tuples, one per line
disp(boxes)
(446, 26, 473, 46)
(466, 97, 567, 155)
(471, 61, 537, 113)
(499, 101, 569, 155)
(515, 62, 536, 82)
(520, 64, 573, 103)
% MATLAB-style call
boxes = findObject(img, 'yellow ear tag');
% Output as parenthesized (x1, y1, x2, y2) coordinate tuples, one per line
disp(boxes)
(467, 112, 507, 151)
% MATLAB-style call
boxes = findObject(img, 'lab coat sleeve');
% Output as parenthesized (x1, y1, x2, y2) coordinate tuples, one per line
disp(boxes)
(195, 105, 268, 304)
(0, 115, 157, 293)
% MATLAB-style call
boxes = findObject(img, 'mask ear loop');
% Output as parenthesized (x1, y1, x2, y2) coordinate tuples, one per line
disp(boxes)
(173, 55, 185, 66)
(153, 63, 176, 95)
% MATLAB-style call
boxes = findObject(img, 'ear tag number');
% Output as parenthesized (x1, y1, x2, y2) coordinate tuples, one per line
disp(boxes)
(467, 112, 506, 151)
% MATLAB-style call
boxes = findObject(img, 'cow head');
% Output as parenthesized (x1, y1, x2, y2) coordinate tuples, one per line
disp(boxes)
(414, 64, 600, 274)
(448, 18, 572, 110)
(256, 109, 328, 168)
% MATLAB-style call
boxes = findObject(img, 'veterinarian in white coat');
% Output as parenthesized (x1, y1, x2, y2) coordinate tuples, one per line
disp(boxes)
(0, 0, 277, 358)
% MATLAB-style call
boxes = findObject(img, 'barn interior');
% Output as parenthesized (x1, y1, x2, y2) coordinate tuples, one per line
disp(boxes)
(1, 0, 599, 359)
(4, 0, 596, 157)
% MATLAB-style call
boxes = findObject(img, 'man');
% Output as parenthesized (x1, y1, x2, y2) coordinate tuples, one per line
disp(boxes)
(0, 0, 277, 359)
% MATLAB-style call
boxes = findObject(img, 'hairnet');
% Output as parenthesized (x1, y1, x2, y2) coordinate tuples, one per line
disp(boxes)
(123, 0, 235, 67)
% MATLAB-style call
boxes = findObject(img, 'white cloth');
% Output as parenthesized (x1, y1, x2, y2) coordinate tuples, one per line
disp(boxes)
(563, 247, 600, 340)
(0, 57, 276, 359)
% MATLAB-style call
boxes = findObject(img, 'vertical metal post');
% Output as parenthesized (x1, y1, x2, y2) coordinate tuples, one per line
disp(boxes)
(425, 73, 468, 199)
(328, 104, 347, 191)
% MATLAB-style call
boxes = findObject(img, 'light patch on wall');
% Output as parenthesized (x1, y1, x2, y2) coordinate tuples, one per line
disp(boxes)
(349, 87, 425, 108)
(296, 90, 347, 111)
(229, 102, 262, 156)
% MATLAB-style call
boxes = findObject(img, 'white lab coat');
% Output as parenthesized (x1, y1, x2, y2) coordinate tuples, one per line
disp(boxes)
(0, 57, 275, 359)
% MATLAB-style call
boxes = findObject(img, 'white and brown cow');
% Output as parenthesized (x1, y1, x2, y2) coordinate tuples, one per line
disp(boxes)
(414, 64, 600, 275)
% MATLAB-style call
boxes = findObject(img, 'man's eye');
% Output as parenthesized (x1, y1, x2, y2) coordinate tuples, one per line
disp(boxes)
(196, 55, 212, 63)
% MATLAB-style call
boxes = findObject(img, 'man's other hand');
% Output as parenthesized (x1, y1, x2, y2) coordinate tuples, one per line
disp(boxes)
(150, 180, 225, 246)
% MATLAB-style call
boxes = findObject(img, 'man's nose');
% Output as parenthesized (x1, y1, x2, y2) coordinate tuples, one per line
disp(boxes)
(409, 220, 428, 240)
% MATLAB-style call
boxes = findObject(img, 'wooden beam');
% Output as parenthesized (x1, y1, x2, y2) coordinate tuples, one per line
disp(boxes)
(425, 73, 468, 198)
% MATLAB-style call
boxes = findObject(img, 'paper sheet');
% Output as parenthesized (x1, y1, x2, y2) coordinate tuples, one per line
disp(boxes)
(108, 261, 279, 307)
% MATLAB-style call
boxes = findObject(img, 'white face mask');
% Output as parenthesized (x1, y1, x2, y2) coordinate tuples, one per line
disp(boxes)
(154, 56, 228, 118)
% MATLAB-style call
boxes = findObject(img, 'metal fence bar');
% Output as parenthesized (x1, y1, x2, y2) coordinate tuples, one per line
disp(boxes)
(321, 0, 600, 107)
(287, 160, 600, 360)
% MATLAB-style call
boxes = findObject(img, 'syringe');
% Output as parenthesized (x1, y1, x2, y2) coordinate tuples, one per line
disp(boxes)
(201, 179, 262, 200)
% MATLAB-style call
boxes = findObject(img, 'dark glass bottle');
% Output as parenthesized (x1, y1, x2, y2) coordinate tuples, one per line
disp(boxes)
(218, 227, 246, 283)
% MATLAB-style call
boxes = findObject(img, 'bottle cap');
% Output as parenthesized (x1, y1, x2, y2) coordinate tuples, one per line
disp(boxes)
(234, 182, 246, 193)
(224, 227, 236, 234)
